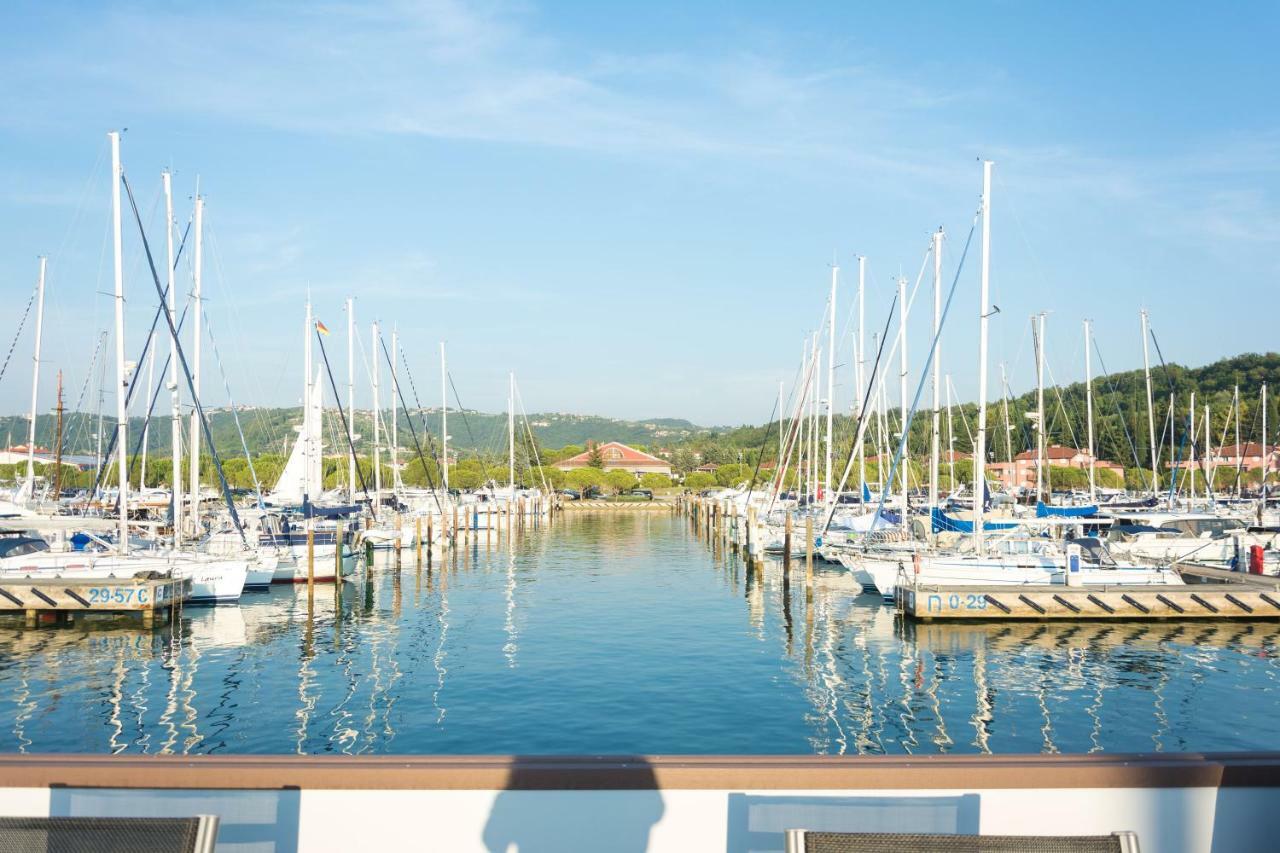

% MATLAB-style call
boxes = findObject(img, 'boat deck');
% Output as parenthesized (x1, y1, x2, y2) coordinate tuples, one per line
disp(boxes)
(0, 576, 190, 628)
(897, 581, 1280, 621)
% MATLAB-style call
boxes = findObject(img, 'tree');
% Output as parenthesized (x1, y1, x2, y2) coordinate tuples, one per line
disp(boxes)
(684, 471, 716, 490)
(639, 472, 671, 490)
(520, 465, 565, 490)
(606, 469, 637, 494)
(451, 459, 487, 490)
(715, 463, 750, 487)
(566, 467, 605, 492)
(587, 443, 605, 468)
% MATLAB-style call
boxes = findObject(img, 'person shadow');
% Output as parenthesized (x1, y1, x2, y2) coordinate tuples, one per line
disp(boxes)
(482, 756, 664, 853)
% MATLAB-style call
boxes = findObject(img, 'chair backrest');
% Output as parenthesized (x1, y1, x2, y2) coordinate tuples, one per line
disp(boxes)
(785, 830, 1140, 853)
(0, 816, 219, 853)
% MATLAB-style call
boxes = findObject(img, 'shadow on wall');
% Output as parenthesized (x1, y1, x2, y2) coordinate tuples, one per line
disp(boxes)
(482, 756, 665, 853)
(50, 787, 300, 853)
(727, 793, 980, 853)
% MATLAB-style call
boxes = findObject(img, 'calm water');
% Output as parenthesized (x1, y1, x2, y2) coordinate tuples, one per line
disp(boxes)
(0, 512, 1277, 755)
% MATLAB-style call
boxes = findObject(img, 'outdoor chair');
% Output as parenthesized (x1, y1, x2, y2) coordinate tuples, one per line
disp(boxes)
(784, 830, 1140, 853)
(0, 816, 218, 853)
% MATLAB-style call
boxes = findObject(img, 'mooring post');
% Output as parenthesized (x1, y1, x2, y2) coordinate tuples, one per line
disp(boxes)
(805, 516, 814, 578)
(784, 511, 793, 572)
(307, 524, 316, 605)
(335, 521, 345, 585)
(416, 516, 423, 568)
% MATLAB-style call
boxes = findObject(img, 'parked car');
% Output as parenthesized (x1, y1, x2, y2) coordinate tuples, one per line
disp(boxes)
(583, 486, 606, 499)
(629, 489, 653, 500)
(559, 489, 581, 501)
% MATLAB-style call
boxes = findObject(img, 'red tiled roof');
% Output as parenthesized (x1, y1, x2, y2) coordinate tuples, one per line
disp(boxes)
(559, 441, 669, 466)
(1215, 443, 1273, 458)
(1014, 445, 1082, 462)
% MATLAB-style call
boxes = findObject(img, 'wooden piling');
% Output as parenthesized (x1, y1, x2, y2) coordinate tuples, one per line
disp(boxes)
(307, 525, 316, 604)
(415, 516, 423, 568)
(335, 521, 344, 585)
(783, 511, 793, 571)
(805, 516, 814, 578)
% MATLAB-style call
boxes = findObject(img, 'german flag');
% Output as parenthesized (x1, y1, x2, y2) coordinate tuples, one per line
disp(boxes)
(315, 320, 331, 336)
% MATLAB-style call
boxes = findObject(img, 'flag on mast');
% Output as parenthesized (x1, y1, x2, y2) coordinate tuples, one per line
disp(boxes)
(315, 320, 331, 336)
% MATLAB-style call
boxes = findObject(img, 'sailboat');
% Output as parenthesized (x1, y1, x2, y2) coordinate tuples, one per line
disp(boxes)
(0, 133, 251, 604)
(827, 161, 1182, 599)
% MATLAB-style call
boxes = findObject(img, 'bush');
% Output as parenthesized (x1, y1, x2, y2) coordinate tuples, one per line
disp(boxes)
(639, 472, 672, 490)
(566, 467, 606, 491)
(683, 472, 716, 489)
(605, 469, 637, 494)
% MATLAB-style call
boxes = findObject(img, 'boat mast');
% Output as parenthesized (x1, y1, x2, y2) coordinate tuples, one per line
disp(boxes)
(810, 331, 820, 503)
(777, 380, 784, 466)
(1234, 385, 1242, 497)
(973, 160, 993, 554)
(440, 341, 449, 491)
(1084, 319, 1096, 502)
(1189, 391, 1197, 504)
(856, 255, 867, 493)
(929, 228, 943, 510)
(188, 195, 203, 529)
(94, 333, 105, 493)
(109, 130, 129, 555)
(999, 363, 1013, 466)
(874, 332, 886, 498)
(345, 298, 355, 499)
(1034, 312, 1046, 503)
(1262, 382, 1269, 511)
(24, 256, 46, 500)
(371, 320, 381, 513)
(53, 371, 64, 498)
(508, 371, 515, 490)
(391, 326, 399, 492)
(1141, 309, 1159, 496)
(140, 332, 155, 488)
(1205, 402, 1212, 501)
(945, 374, 956, 495)
(163, 171, 182, 543)
(825, 262, 836, 505)
(303, 296, 313, 505)
(1168, 391, 1176, 509)
(897, 274, 909, 516)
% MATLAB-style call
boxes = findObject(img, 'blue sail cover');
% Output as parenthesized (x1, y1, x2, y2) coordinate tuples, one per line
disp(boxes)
(931, 506, 1019, 534)
(1035, 501, 1099, 518)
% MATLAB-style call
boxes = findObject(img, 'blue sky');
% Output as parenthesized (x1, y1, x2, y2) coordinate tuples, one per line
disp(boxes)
(0, 1, 1276, 427)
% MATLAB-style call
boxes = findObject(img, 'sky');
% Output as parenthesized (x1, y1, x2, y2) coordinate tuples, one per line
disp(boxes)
(0, 1, 1276, 428)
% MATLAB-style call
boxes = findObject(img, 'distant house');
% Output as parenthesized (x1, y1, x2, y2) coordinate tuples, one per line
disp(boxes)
(1197, 442, 1278, 474)
(0, 444, 53, 466)
(0, 445, 95, 471)
(986, 445, 1123, 490)
(555, 441, 673, 476)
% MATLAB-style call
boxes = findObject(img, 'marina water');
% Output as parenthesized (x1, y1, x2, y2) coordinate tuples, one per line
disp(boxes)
(0, 513, 1276, 755)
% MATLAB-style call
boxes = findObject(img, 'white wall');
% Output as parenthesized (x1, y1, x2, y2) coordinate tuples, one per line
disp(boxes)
(3, 784, 1276, 852)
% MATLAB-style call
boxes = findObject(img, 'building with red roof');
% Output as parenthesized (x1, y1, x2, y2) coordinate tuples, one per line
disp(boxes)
(554, 441, 672, 476)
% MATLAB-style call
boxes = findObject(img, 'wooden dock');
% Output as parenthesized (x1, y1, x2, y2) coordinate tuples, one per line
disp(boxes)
(0, 576, 191, 629)
(897, 582, 1280, 621)
(1174, 561, 1280, 590)
(560, 499, 675, 512)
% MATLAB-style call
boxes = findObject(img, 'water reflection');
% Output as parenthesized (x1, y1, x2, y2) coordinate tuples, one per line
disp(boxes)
(0, 514, 1276, 756)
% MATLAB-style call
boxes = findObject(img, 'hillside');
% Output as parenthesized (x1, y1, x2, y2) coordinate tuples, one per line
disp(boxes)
(0, 408, 707, 460)
(2, 352, 1275, 475)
